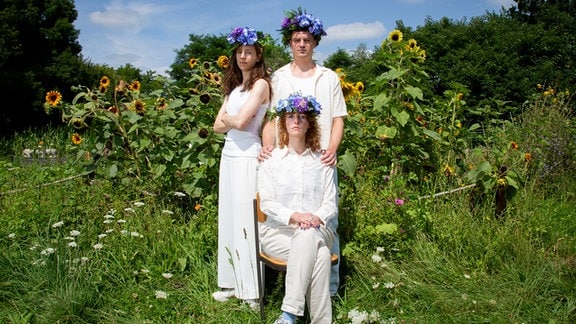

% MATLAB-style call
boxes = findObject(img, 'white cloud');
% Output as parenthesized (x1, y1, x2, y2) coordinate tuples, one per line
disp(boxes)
(324, 22, 386, 43)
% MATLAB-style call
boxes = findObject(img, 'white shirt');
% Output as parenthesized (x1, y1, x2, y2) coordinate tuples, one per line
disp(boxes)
(257, 147, 338, 231)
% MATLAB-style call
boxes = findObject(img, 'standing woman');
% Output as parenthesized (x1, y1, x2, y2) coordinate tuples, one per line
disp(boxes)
(212, 26, 272, 309)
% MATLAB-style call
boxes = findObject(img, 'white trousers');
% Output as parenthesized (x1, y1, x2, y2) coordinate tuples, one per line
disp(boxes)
(260, 224, 335, 323)
(216, 154, 259, 299)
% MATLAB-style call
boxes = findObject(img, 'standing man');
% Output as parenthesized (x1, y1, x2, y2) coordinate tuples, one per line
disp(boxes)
(260, 7, 347, 298)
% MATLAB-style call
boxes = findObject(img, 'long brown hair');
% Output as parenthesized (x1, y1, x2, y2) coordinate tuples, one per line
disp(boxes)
(222, 44, 272, 99)
(277, 112, 321, 152)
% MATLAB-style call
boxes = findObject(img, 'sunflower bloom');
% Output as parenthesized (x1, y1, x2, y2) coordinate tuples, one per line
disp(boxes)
(46, 90, 62, 107)
(510, 141, 518, 150)
(217, 55, 229, 69)
(133, 100, 146, 115)
(100, 76, 110, 88)
(156, 98, 167, 110)
(199, 93, 211, 104)
(406, 39, 418, 50)
(524, 152, 533, 162)
(128, 80, 141, 92)
(189, 58, 198, 69)
(355, 81, 365, 93)
(444, 163, 455, 176)
(388, 30, 403, 42)
(71, 133, 83, 145)
(107, 106, 119, 115)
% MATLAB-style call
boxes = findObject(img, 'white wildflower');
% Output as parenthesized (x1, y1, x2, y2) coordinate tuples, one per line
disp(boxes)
(162, 210, 174, 215)
(140, 269, 150, 274)
(174, 191, 186, 197)
(105, 229, 114, 233)
(348, 307, 369, 324)
(93, 243, 103, 250)
(69, 230, 80, 236)
(368, 310, 381, 322)
(64, 236, 75, 241)
(155, 290, 168, 299)
(162, 273, 173, 279)
(124, 207, 135, 213)
(376, 247, 385, 253)
(384, 282, 395, 289)
(81, 257, 89, 263)
(68, 242, 78, 248)
(130, 231, 142, 237)
(134, 201, 145, 207)
(41, 247, 56, 255)
(121, 230, 129, 235)
(98, 234, 107, 239)
(103, 219, 114, 224)
(30, 244, 39, 251)
(371, 254, 382, 263)
(107, 208, 116, 215)
(104, 214, 115, 219)
(117, 219, 127, 224)
(464, 274, 471, 279)
(52, 221, 64, 228)
(372, 282, 380, 289)
(8, 233, 15, 239)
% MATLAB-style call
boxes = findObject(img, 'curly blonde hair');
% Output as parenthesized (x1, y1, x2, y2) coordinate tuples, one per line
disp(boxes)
(277, 112, 321, 152)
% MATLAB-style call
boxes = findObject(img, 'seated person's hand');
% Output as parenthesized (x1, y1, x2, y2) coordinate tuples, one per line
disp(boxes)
(290, 212, 323, 230)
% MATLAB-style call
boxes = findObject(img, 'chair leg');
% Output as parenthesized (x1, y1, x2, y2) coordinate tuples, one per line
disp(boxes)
(257, 261, 266, 322)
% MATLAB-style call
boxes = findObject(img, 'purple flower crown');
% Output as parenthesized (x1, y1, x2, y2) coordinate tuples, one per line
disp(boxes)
(280, 7, 327, 45)
(274, 93, 322, 117)
(227, 26, 259, 46)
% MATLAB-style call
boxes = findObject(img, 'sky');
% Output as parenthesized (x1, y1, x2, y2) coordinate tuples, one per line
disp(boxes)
(74, 0, 516, 75)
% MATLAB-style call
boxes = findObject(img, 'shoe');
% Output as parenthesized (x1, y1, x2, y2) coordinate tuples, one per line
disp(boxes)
(273, 314, 294, 324)
(244, 298, 259, 310)
(212, 289, 235, 302)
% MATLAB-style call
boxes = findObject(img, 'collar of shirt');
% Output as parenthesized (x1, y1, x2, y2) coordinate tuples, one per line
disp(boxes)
(280, 147, 318, 159)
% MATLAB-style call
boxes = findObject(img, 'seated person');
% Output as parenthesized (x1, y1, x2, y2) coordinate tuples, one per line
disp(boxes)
(257, 93, 337, 324)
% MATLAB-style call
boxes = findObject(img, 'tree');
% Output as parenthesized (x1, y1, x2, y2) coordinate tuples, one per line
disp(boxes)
(0, 0, 83, 135)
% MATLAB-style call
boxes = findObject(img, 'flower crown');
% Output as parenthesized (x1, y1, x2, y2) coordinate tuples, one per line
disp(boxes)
(227, 26, 269, 46)
(274, 93, 322, 117)
(279, 7, 327, 45)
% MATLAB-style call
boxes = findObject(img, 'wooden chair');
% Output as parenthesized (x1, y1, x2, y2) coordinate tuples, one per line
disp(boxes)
(252, 193, 338, 322)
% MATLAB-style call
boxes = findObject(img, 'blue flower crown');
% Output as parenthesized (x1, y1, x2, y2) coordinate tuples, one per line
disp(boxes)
(280, 7, 327, 45)
(274, 93, 322, 117)
(227, 26, 262, 46)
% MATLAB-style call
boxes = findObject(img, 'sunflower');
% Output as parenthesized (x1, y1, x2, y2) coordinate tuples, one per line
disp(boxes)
(189, 58, 198, 69)
(99, 85, 107, 93)
(71, 118, 86, 129)
(189, 87, 200, 95)
(71, 133, 83, 145)
(199, 93, 211, 104)
(510, 141, 518, 150)
(45, 90, 62, 107)
(354, 81, 365, 93)
(133, 99, 146, 115)
(198, 128, 209, 138)
(100, 76, 110, 88)
(406, 39, 418, 50)
(217, 55, 229, 69)
(210, 72, 222, 86)
(115, 80, 126, 94)
(107, 106, 119, 115)
(203, 61, 211, 69)
(524, 152, 533, 162)
(388, 29, 403, 42)
(128, 80, 141, 92)
(156, 97, 167, 110)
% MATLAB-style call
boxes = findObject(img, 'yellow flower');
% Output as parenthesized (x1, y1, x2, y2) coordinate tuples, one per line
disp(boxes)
(510, 141, 518, 150)
(524, 152, 533, 162)
(406, 39, 418, 50)
(497, 178, 507, 186)
(217, 55, 229, 69)
(133, 99, 146, 115)
(354, 81, 365, 93)
(189, 58, 198, 69)
(99, 76, 110, 88)
(443, 163, 455, 176)
(388, 29, 403, 42)
(71, 133, 83, 145)
(45, 90, 62, 107)
(128, 80, 141, 92)
(194, 204, 201, 211)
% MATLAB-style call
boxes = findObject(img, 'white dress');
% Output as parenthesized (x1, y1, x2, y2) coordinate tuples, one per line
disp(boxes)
(216, 86, 267, 299)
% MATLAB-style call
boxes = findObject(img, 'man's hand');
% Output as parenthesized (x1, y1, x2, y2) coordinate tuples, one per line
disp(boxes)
(258, 145, 274, 162)
(320, 149, 337, 167)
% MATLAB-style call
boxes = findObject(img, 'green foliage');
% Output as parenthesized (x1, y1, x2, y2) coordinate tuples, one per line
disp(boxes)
(48, 58, 225, 199)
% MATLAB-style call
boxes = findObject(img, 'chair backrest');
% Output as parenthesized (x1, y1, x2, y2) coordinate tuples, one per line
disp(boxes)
(255, 192, 267, 223)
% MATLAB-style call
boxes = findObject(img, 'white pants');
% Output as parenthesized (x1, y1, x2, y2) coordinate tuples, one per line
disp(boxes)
(260, 224, 335, 323)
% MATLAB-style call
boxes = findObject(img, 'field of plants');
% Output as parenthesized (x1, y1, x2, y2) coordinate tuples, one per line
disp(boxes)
(1, 29, 575, 323)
